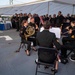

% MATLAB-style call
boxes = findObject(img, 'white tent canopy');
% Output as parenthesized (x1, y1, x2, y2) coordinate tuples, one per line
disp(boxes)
(54, 0, 75, 5)
(0, 0, 75, 16)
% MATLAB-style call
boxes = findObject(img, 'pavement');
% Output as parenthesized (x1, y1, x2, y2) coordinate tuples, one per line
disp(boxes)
(0, 29, 75, 75)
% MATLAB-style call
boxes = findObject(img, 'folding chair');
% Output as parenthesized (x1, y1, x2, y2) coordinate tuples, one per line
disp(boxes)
(63, 42, 75, 57)
(35, 47, 58, 75)
(15, 37, 28, 52)
(67, 49, 75, 57)
(62, 36, 75, 57)
(17, 40, 27, 51)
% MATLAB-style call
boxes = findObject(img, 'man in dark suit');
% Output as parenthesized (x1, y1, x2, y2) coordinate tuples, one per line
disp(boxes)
(36, 21, 61, 72)
(36, 21, 61, 49)
(56, 11, 64, 27)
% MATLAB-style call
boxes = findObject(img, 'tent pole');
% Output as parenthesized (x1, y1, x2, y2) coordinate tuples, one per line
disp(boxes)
(48, 1, 49, 15)
(72, 4, 75, 15)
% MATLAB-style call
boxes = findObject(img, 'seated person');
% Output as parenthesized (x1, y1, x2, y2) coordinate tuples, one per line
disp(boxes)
(36, 21, 61, 73)
(62, 21, 75, 36)
(61, 19, 70, 33)
(15, 20, 31, 56)
(61, 21, 75, 61)
(28, 17, 39, 50)
(61, 26, 75, 63)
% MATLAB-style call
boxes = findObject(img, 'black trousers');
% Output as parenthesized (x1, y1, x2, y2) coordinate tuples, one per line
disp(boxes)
(61, 45, 75, 58)
(15, 22, 19, 31)
(61, 37, 75, 58)
(21, 38, 31, 51)
(28, 37, 36, 47)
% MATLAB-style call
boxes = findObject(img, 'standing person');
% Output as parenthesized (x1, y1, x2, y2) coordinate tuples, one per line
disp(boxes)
(36, 21, 61, 72)
(15, 20, 31, 56)
(34, 14, 40, 28)
(15, 13, 19, 31)
(51, 14, 57, 27)
(11, 15, 16, 28)
(19, 13, 24, 29)
(56, 11, 64, 27)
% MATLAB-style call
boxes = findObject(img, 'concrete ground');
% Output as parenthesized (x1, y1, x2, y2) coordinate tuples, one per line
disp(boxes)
(0, 29, 75, 75)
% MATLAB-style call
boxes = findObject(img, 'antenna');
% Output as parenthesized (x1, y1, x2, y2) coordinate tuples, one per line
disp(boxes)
(9, 0, 13, 5)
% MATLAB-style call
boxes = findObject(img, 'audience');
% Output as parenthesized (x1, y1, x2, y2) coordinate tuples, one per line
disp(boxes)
(13, 11, 75, 62)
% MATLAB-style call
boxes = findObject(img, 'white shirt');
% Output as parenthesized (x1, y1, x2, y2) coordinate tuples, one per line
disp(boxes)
(0, 17, 2, 21)
(40, 26, 61, 38)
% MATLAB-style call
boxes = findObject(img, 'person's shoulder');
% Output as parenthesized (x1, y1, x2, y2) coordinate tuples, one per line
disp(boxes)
(28, 22, 33, 25)
(49, 32, 56, 37)
(49, 31, 55, 35)
(37, 31, 41, 35)
(28, 22, 31, 25)
(37, 31, 44, 36)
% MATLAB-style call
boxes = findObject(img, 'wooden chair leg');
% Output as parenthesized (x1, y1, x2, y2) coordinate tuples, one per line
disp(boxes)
(15, 43, 22, 52)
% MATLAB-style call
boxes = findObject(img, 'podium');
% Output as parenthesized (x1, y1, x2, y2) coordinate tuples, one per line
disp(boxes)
(0, 24, 5, 30)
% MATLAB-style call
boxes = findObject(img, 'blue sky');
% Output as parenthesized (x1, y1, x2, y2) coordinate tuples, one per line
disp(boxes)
(0, 0, 37, 6)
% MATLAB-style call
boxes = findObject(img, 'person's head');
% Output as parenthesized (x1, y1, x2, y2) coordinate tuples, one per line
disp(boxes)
(30, 17, 35, 23)
(53, 14, 56, 18)
(21, 20, 28, 26)
(58, 11, 62, 16)
(15, 13, 18, 16)
(19, 13, 23, 17)
(71, 21, 75, 27)
(68, 27, 73, 34)
(46, 14, 48, 17)
(66, 19, 70, 23)
(28, 14, 32, 18)
(43, 21, 51, 29)
(24, 13, 27, 16)
(67, 13, 70, 17)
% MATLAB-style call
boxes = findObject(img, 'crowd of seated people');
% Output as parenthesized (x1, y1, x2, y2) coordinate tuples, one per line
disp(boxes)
(13, 11, 75, 65)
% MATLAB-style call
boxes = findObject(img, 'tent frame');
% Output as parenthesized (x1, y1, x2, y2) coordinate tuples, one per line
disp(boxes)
(0, 0, 75, 15)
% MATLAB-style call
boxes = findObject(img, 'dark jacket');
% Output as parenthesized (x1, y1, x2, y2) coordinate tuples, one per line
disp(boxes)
(36, 30, 61, 50)
(19, 26, 28, 40)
